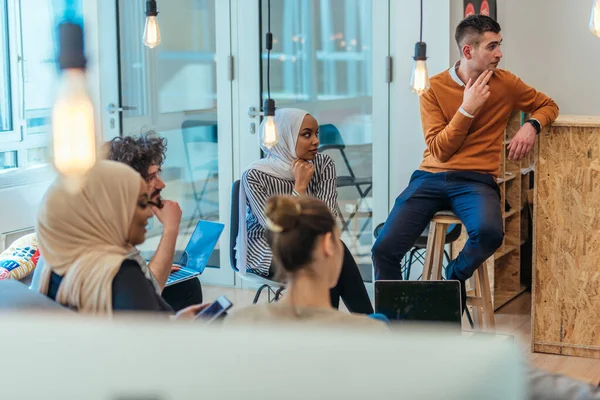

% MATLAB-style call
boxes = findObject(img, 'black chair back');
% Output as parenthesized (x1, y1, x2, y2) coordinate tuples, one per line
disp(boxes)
(229, 180, 285, 296)
(230, 180, 241, 272)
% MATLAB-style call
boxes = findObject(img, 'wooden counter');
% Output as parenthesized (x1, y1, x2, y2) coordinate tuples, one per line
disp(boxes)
(532, 115, 600, 359)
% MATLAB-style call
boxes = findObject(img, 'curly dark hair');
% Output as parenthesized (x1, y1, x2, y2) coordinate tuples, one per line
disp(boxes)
(105, 132, 167, 180)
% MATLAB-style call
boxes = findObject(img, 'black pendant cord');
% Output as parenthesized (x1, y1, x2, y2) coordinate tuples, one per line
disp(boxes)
(267, 0, 272, 100)
(420, 0, 423, 42)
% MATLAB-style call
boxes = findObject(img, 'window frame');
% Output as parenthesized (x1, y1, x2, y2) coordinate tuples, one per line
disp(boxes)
(0, 0, 56, 187)
(0, 0, 23, 144)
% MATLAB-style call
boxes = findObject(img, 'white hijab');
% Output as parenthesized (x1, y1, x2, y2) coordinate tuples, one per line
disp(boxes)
(236, 108, 309, 275)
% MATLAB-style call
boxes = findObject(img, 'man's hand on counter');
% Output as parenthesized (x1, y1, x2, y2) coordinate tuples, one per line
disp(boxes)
(507, 123, 537, 161)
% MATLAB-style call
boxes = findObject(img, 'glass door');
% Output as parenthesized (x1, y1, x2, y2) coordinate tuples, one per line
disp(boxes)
(102, 0, 235, 286)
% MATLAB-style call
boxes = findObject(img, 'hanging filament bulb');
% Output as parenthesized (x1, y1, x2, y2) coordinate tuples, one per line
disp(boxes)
(143, 0, 161, 48)
(261, 99, 279, 149)
(410, 42, 430, 95)
(51, 22, 97, 193)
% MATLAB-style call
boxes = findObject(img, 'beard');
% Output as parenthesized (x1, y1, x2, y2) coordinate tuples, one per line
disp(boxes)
(151, 189, 162, 200)
(150, 190, 163, 208)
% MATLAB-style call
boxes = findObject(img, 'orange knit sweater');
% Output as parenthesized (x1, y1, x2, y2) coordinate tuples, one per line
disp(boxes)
(418, 67, 559, 177)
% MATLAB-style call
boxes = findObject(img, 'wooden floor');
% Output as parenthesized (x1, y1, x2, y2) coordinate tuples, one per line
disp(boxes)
(203, 285, 600, 385)
(494, 291, 600, 385)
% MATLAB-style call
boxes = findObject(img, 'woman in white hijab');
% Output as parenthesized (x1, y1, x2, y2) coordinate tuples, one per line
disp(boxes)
(36, 160, 205, 317)
(237, 108, 373, 314)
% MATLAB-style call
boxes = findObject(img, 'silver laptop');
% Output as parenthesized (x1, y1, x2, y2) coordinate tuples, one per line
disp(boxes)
(165, 220, 224, 287)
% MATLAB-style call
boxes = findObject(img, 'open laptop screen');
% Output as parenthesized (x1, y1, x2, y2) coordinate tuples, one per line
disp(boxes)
(374, 280, 462, 327)
(177, 220, 224, 273)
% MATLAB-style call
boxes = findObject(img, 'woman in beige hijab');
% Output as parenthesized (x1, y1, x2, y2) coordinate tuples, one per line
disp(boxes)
(36, 160, 205, 317)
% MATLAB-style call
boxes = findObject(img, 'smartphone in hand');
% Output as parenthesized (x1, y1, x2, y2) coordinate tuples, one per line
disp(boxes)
(195, 295, 233, 323)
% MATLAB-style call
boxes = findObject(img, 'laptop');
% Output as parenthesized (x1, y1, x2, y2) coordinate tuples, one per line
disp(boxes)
(165, 220, 225, 287)
(374, 280, 462, 330)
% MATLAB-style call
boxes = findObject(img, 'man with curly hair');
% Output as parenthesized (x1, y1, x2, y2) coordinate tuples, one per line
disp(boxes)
(106, 133, 203, 311)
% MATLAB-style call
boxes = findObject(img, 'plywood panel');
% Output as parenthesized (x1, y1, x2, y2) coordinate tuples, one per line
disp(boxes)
(521, 174, 531, 244)
(495, 249, 521, 293)
(505, 147, 522, 176)
(552, 115, 600, 127)
(505, 212, 521, 249)
(505, 179, 521, 216)
(533, 123, 600, 359)
(533, 343, 600, 359)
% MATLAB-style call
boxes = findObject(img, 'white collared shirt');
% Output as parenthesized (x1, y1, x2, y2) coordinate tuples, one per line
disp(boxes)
(449, 61, 475, 118)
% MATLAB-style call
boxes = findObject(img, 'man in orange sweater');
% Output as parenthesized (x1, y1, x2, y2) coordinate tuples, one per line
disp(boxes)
(372, 15, 558, 308)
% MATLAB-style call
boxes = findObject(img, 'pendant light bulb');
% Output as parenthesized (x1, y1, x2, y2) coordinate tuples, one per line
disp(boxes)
(410, 42, 430, 95)
(261, 99, 279, 149)
(261, 0, 278, 149)
(52, 22, 97, 193)
(143, 1, 161, 49)
(590, 0, 600, 38)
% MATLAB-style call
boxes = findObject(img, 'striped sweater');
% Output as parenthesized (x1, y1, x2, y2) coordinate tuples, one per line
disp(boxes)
(242, 153, 338, 275)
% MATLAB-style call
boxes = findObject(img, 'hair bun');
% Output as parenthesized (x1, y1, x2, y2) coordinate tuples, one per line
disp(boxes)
(265, 196, 302, 233)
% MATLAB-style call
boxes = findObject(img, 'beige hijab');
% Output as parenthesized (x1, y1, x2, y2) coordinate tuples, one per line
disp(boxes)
(36, 160, 143, 315)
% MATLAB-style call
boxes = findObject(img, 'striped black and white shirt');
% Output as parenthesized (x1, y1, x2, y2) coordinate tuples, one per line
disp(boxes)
(242, 153, 338, 276)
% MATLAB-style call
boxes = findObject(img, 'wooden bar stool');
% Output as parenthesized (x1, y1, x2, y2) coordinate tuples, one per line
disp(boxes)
(422, 211, 495, 331)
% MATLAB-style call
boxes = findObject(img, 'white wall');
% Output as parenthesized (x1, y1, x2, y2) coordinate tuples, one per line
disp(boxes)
(449, 0, 463, 63)
(389, 0, 450, 206)
(0, 181, 52, 243)
(450, 0, 600, 116)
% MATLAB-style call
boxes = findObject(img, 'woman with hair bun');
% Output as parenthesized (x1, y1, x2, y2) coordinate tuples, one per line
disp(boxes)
(230, 195, 383, 328)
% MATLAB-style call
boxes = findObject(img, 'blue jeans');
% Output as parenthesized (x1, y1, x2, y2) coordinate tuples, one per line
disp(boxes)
(372, 170, 503, 281)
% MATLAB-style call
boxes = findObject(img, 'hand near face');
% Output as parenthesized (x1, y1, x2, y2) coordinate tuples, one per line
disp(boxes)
(151, 200, 182, 232)
(292, 158, 315, 195)
(461, 69, 493, 116)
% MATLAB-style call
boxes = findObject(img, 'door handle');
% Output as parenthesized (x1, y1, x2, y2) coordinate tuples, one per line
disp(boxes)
(248, 106, 263, 118)
(107, 103, 138, 114)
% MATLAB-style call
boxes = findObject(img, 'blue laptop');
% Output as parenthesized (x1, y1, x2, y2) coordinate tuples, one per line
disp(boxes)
(166, 220, 225, 287)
